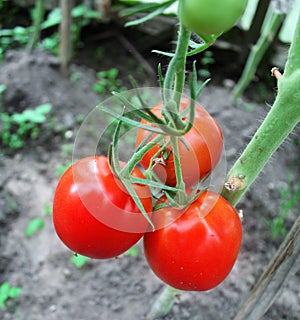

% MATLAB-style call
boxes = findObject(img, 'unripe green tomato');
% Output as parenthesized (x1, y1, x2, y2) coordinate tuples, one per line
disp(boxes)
(178, 0, 248, 36)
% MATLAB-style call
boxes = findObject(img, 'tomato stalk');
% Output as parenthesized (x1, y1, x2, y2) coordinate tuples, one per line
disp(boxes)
(163, 23, 191, 109)
(104, 22, 203, 211)
(221, 13, 300, 206)
(160, 23, 195, 201)
(147, 285, 181, 319)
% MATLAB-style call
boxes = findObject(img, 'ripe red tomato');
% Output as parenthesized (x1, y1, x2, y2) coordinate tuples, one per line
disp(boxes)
(53, 156, 152, 259)
(135, 98, 223, 187)
(179, 0, 248, 36)
(143, 190, 242, 291)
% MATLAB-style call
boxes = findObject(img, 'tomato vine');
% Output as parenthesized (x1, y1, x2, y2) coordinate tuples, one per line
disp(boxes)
(52, 1, 300, 319)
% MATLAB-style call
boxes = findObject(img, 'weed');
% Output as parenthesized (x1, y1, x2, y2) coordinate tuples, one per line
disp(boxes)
(70, 254, 90, 268)
(0, 103, 52, 150)
(25, 217, 45, 237)
(124, 246, 139, 257)
(93, 68, 127, 94)
(0, 84, 6, 100)
(25, 202, 52, 238)
(44, 202, 52, 216)
(0, 282, 22, 309)
(266, 177, 300, 239)
(0, 4, 101, 59)
(0, 26, 30, 60)
(61, 143, 73, 158)
(55, 143, 74, 177)
(5, 195, 18, 211)
(94, 47, 104, 60)
(70, 72, 82, 83)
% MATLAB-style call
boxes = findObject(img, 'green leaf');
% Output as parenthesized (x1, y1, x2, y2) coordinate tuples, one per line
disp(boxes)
(121, 1, 168, 17)
(0, 282, 21, 309)
(35, 103, 52, 114)
(187, 34, 221, 56)
(41, 7, 61, 29)
(25, 217, 45, 237)
(0, 84, 6, 95)
(124, 246, 139, 257)
(130, 177, 179, 192)
(152, 50, 174, 57)
(70, 254, 90, 268)
(125, 3, 171, 27)
(0, 282, 10, 308)
(97, 104, 165, 135)
(8, 287, 22, 299)
(44, 202, 52, 216)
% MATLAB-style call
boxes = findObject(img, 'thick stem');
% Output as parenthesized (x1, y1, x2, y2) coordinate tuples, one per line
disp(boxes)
(222, 13, 300, 206)
(222, 72, 300, 205)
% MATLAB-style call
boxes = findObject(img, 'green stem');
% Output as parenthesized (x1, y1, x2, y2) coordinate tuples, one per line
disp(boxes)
(146, 286, 181, 320)
(120, 134, 164, 177)
(233, 7, 283, 100)
(28, 0, 44, 51)
(221, 13, 300, 206)
(170, 135, 186, 203)
(163, 23, 191, 110)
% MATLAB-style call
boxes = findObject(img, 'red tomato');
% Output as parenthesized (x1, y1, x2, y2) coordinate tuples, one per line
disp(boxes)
(135, 98, 223, 187)
(143, 190, 242, 291)
(53, 156, 152, 259)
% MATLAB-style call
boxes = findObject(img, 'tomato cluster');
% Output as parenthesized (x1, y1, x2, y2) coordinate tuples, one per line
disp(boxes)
(53, 99, 242, 291)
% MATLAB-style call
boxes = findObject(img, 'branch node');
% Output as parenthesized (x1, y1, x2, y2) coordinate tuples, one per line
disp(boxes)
(224, 176, 245, 192)
(271, 67, 282, 80)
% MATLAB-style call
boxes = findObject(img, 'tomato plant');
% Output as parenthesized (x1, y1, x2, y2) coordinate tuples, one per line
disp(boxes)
(53, 156, 152, 259)
(143, 190, 242, 291)
(135, 98, 223, 187)
(178, 0, 248, 36)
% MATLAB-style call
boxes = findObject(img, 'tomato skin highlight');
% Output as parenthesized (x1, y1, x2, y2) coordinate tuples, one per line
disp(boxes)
(143, 191, 242, 291)
(135, 98, 223, 187)
(53, 156, 152, 259)
(179, 0, 248, 36)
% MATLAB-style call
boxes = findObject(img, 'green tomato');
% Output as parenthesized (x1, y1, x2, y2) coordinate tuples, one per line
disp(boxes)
(178, 0, 248, 36)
